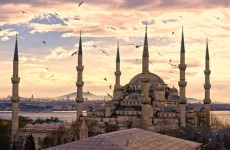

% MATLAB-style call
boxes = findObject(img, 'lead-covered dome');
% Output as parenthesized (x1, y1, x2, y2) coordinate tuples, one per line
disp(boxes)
(129, 72, 165, 85)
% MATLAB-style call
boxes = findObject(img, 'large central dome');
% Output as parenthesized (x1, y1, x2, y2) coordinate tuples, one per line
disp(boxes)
(129, 72, 165, 85)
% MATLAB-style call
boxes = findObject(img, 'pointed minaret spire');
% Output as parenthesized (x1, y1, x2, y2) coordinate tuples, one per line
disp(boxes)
(178, 26, 187, 127)
(116, 41, 120, 63)
(14, 34, 18, 61)
(143, 24, 149, 57)
(205, 38, 209, 60)
(204, 38, 211, 126)
(78, 31, 82, 55)
(113, 41, 122, 100)
(181, 26, 185, 53)
(142, 25, 149, 74)
(11, 34, 21, 144)
(76, 31, 84, 121)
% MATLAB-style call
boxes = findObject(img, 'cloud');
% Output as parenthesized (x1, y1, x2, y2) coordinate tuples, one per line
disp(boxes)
(141, 19, 155, 25)
(30, 13, 67, 26)
(212, 83, 228, 90)
(0, 28, 19, 41)
(161, 19, 178, 23)
(44, 47, 73, 60)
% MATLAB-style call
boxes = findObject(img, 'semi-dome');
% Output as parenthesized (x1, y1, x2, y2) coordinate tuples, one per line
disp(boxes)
(129, 72, 165, 85)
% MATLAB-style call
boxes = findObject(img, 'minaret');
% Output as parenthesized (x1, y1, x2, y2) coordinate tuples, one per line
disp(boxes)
(113, 41, 122, 100)
(11, 35, 20, 138)
(178, 27, 187, 127)
(141, 25, 150, 101)
(203, 38, 211, 126)
(76, 31, 84, 121)
(140, 26, 151, 130)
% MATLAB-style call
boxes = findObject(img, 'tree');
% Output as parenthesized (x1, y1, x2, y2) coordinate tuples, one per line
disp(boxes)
(24, 134, 36, 150)
(0, 121, 11, 150)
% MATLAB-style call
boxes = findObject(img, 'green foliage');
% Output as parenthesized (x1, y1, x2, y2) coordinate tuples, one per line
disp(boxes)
(0, 121, 11, 150)
(41, 125, 69, 149)
(160, 116, 230, 150)
(24, 134, 36, 150)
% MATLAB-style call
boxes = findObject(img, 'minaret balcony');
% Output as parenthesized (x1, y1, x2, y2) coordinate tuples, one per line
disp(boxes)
(11, 77, 20, 83)
(11, 96, 20, 102)
(203, 84, 211, 89)
(114, 85, 121, 89)
(76, 66, 84, 71)
(114, 71, 121, 76)
(179, 64, 187, 70)
(203, 99, 211, 104)
(75, 97, 84, 103)
(179, 97, 187, 104)
(204, 70, 211, 75)
(178, 81, 187, 87)
(76, 81, 84, 87)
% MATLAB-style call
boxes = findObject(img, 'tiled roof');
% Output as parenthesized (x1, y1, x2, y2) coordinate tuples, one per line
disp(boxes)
(44, 128, 202, 150)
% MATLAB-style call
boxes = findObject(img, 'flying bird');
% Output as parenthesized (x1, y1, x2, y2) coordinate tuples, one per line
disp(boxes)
(100, 49, 109, 56)
(172, 32, 175, 35)
(78, 1, 83, 7)
(45, 67, 49, 71)
(109, 85, 112, 89)
(156, 51, 163, 56)
(104, 78, 107, 81)
(126, 43, 142, 48)
(135, 45, 142, 48)
(21, 10, 28, 14)
(92, 45, 109, 56)
(169, 59, 172, 63)
(42, 41, 46, 44)
(54, 12, 59, 16)
(135, 58, 139, 61)
(107, 27, 116, 30)
(50, 74, 55, 78)
(107, 93, 113, 99)
(71, 51, 78, 56)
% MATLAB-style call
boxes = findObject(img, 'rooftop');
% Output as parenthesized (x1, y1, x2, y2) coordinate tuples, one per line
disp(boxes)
(45, 128, 202, 150)
(129, 72, 165, 85)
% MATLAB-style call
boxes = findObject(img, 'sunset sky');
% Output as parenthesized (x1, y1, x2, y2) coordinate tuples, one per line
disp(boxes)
(0, 0, 229, 102)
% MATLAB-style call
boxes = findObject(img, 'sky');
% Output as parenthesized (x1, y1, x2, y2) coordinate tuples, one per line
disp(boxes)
(0, 0, 229, 102)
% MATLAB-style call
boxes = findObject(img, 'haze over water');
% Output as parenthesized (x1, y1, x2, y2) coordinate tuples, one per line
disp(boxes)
(0, 111, 229, 124)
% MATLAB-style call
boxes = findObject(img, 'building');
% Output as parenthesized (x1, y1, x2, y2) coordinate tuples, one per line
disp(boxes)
(76, 26, 211, 131)
(45, 128, 202, 150)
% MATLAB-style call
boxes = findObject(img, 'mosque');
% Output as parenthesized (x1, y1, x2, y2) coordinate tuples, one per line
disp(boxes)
(9, 25, 211, 147)
(76, 26, 211, 131)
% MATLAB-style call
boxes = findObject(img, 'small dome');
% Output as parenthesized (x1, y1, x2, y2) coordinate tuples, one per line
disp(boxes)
(34, 124, 43, 128)
(170, 86, 178, 94)
(129, 72, 165, 85)
(25, 124, 34, 128)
